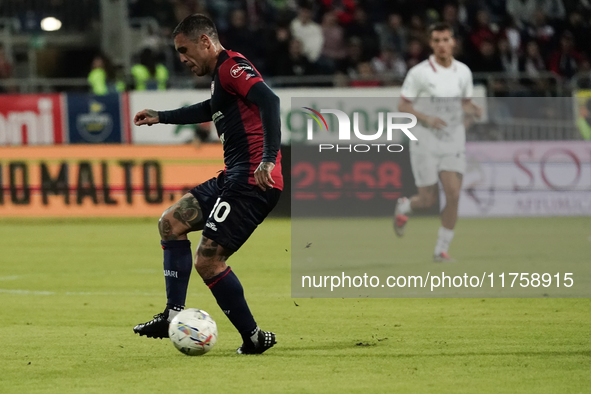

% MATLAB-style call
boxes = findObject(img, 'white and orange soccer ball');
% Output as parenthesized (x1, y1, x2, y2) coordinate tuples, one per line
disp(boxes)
(168, 308, 218, 356)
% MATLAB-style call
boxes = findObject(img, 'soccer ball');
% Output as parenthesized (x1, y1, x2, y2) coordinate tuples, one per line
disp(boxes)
(168, 308, 218, 356)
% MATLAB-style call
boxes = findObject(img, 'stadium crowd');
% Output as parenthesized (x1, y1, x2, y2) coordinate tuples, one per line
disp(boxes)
(1, 0, 590, 93)
(126, 0, 591, 87)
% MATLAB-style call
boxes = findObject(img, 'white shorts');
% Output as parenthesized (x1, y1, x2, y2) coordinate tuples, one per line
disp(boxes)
(410, 149, 466, 187)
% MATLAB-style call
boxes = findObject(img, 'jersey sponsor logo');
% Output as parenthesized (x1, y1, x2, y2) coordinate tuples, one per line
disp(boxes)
(230, 63, 254, 78)
(206, 221, 217, 231)
(212, 111, 224, 124)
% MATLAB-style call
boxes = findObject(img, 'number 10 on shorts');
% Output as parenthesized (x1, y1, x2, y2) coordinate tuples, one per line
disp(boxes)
(209, 198, 231, 222)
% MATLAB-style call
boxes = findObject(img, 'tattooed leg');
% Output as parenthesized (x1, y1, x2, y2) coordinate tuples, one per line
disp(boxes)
(172, 195, 204, 230)
(196, 236, 258, 345)
(158, 193, 205, 241)
(195, 236, 233, 280)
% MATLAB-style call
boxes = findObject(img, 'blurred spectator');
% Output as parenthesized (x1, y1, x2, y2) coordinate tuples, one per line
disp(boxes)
(290, 1, 324, 63)
(87, 54, 125, 96)
(501, 17, 522, 54)
(574, 57, 591, 89)
(545, 0, 567, 21)
(173, 0, 210, 25)
(131, 48, 169, 90)
(319, 11, 347, 73)
(376, 13, 408, 55)
(339, 36, 364, 76)
(204, 0, 232, 31)
(526, 10, 555, 59)
(471, 39, 503, 73)
(221, 8, 265, 71)
(266, 0, 298, 12)
(319, 0, 357, 25)
(520, 41, 547, 77)
(441, 4, 469, 43)
(0, 44, 13, 93)
(498, 37, 519, 76)
(506, 0, 565, 27)
(548, 31, 583, 79)
(273, 38, 314, 79)
(519, 41, 549, 94)
(371, 46, 407, 79)
(350, 62, 381, 87)
(223, 8, 251, 49)
(266, 25, 292, 76)
(506, 0, 535, 27)
(470, 10, 497, 51)
(408, 14, 427, 45)
(565, 11, 590, 55)
(481, 0, 508, 24)
(405, 39, 426, 69)
(455, 0, 471, 25)
(130, 0, 177, 30)
(453, 37, 472, 65)
(242, 0, 277, 31)
(575, 93, 591, 139)
(345, 8, 380, 59)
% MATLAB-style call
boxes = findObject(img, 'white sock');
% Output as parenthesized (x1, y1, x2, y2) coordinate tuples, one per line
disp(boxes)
(250, 327, 261, 346)
(398, 198, 412, 215)
(167, 307, 182, 322)
(434, 226, 454, 255)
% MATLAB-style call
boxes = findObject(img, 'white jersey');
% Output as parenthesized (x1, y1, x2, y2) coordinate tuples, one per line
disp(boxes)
(400, 55, 473, 154)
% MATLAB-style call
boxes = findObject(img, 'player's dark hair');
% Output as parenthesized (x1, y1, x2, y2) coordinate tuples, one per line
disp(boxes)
(428, 22, 454, 38)
(173, 14, 219, 42)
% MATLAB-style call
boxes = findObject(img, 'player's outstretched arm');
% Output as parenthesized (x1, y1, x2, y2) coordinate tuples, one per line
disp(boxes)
(247, 82, 281, 191)
(134, 109, 159, 126)
(134, 100, 213, 126)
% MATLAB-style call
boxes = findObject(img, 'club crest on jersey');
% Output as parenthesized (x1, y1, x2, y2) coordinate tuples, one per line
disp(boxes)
(211, 81, 215, 95)
(230, 63, 253, 78)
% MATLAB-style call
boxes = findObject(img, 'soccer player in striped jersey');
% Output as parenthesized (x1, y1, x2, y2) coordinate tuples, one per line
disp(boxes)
(132, 14, 281, 354)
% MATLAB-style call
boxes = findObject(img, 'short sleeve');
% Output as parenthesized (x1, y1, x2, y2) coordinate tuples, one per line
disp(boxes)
(400, 67, 422, 100)
(219, 57, 264, 98)
(463, 67, 474, 98)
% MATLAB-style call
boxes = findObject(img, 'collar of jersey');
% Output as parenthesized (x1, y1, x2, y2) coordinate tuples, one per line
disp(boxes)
(212, 50, 230, 79)
(429, 55, 457, 72)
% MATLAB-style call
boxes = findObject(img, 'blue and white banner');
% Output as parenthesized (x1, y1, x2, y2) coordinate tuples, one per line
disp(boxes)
(66, 93, 125, 143)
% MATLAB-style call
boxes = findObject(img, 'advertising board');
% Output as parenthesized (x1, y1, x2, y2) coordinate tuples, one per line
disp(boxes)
(459, 141, 591, 217)
(0, 144, 223, 217)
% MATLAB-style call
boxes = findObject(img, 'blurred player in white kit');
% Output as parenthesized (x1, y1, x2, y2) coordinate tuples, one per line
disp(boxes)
(394, 22, 482, 262)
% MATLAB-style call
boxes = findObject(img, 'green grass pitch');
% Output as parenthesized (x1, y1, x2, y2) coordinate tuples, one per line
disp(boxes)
(0, 217, 589, 393)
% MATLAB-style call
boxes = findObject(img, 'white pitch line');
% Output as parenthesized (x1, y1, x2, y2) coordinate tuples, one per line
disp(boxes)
(0, 276, 19, 281)
(0, 289, 163, 296)
(0, 289, 54, 295)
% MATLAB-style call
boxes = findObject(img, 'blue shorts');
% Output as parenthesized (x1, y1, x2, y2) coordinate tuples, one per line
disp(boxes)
(189, 172, 281, 252)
